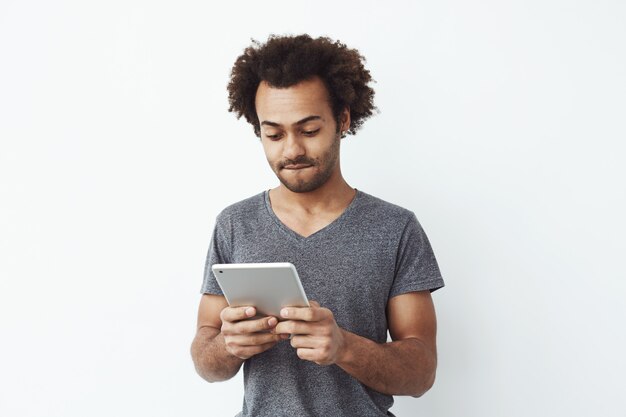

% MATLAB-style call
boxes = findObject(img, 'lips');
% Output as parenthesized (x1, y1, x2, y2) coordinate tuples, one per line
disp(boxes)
(283, 164, 313, 170)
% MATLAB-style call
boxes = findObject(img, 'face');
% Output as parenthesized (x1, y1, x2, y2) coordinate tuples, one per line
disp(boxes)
(255, 76, 349, 193)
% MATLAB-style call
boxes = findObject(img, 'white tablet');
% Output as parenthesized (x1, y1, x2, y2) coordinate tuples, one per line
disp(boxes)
(211, 262, 310, 318)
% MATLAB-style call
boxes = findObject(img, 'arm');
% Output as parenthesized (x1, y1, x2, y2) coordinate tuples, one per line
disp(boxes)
(190, 294, 244, 382)
(190, 294, 287, 382)
(274, 290, 438, 397)
(338, 291, 438, 397)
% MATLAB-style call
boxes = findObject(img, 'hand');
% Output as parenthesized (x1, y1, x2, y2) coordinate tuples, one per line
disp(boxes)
(273, 300, 346, 366)
(220, 306, 289, 360)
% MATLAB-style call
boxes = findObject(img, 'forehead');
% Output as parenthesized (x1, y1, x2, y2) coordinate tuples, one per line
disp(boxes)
(255, 76, 333, 125)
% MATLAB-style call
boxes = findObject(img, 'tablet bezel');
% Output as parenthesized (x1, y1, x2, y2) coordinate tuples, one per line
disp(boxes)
(211, 262, 310, 318)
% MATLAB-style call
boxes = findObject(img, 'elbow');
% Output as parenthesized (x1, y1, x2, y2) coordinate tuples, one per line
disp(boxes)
(190, 334, 239, 383)
(194, 368, 229, 383)
(411, 375, 435, 398)
(411, 368, 436, 398)
(190, 336, 220, 383)
(191, 349, 226, 383)
(190, 339, 210, 381)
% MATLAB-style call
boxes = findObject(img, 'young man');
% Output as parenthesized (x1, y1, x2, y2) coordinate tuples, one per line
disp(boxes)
(190, 34, 445, 417)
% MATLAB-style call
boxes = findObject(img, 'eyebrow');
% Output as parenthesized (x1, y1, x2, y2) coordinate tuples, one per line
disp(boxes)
(260, 115, 322, 128)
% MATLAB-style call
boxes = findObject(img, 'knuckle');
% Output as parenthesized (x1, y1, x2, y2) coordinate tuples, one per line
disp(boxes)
(255, 320, 268, 333)
(221, 322, 232, 335)
(245, 321, 260, 334)
(236, 323, 250, 335)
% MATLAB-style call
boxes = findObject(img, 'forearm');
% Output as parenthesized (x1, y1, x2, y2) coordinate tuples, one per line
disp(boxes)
(335, 329, 437, 397)
(190, 326, 244, 382)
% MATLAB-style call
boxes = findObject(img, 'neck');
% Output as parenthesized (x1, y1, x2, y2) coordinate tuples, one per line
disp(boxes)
(270, 165, 356, 214)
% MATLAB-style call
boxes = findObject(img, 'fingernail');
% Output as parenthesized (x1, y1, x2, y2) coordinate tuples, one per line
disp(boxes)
(281, 309, 288, 318)
(245, 307, 255, 317)
(268, 317, 277, 327)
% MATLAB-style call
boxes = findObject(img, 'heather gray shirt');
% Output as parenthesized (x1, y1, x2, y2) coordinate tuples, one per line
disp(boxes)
(200, 189, 445, 417)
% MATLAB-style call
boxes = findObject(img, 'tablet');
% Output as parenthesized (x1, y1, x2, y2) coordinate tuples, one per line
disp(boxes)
(211, 262, 310, 319)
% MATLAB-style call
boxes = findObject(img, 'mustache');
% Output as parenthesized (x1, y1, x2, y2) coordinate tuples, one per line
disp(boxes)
(279, 157, 316, 169)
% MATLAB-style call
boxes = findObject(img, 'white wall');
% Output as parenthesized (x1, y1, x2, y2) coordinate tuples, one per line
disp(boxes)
(1, 1, 625, 416)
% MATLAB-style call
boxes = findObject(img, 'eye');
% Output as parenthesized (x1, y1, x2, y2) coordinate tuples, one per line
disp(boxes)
(265, 133, 282, 140)
(302, 129, 320, 137)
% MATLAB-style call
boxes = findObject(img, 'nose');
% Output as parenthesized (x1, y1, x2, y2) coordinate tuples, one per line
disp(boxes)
(282, 132, 305, 161)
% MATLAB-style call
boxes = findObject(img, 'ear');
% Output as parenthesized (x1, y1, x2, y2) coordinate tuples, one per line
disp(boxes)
(340, 106, 351, 133)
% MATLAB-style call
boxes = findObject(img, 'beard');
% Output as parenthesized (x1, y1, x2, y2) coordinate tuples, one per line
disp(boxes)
(272, 135, 340, 193)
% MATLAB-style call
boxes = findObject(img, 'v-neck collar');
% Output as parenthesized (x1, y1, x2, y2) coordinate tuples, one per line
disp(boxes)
(263, 188, 362, 243)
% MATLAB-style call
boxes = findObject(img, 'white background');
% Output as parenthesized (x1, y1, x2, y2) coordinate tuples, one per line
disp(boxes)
(1, 1, 625, 416)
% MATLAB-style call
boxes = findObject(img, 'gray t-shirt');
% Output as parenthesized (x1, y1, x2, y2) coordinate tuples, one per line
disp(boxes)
(200, 189, 445, 417)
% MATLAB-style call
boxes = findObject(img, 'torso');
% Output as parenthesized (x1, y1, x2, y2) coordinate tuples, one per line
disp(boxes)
(270, 210, 344, 238)
(268, 187, 358, 238)
(202, 188, 445, 417)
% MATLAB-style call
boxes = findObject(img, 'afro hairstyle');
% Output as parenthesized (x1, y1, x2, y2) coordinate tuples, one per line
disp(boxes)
(227, 34, 377, 138)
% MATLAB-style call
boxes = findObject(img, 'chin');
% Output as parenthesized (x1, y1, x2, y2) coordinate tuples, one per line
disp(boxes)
(281, 181, 322, 193)
(277, 175, 326, 193)
(275, 164, 335, 193)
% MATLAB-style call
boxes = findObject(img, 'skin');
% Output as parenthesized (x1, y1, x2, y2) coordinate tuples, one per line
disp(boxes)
(256, 76, 356, 236)
(190, 76, 439, 397)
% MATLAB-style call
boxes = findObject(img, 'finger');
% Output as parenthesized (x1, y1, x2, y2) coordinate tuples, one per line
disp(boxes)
(229, 340, 280, 360)
(220, 305, 256, 323)
(309, 300, 321, 308)
(295, 347, 317, 362)
(227, 332, 285, 347)
(233, 316, 279, 334)
(274, 320, 315, 335)
(289, 334, 320, 349)
(280, 305, 325, 322)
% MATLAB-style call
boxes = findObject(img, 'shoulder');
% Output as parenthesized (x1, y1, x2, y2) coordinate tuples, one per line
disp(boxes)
(356, 190, 416, 227)
(214, 191, 266, 226)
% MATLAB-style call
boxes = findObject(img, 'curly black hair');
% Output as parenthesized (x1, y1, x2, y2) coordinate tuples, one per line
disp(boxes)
(227, 34, 377, 138)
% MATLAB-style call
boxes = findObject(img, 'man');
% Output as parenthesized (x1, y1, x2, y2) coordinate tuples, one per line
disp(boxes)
(190, 34, 445, 417)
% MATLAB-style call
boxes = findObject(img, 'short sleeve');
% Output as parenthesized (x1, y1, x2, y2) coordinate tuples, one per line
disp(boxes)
(389, 212, 445, 298)
(199, 217, 232, 295)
